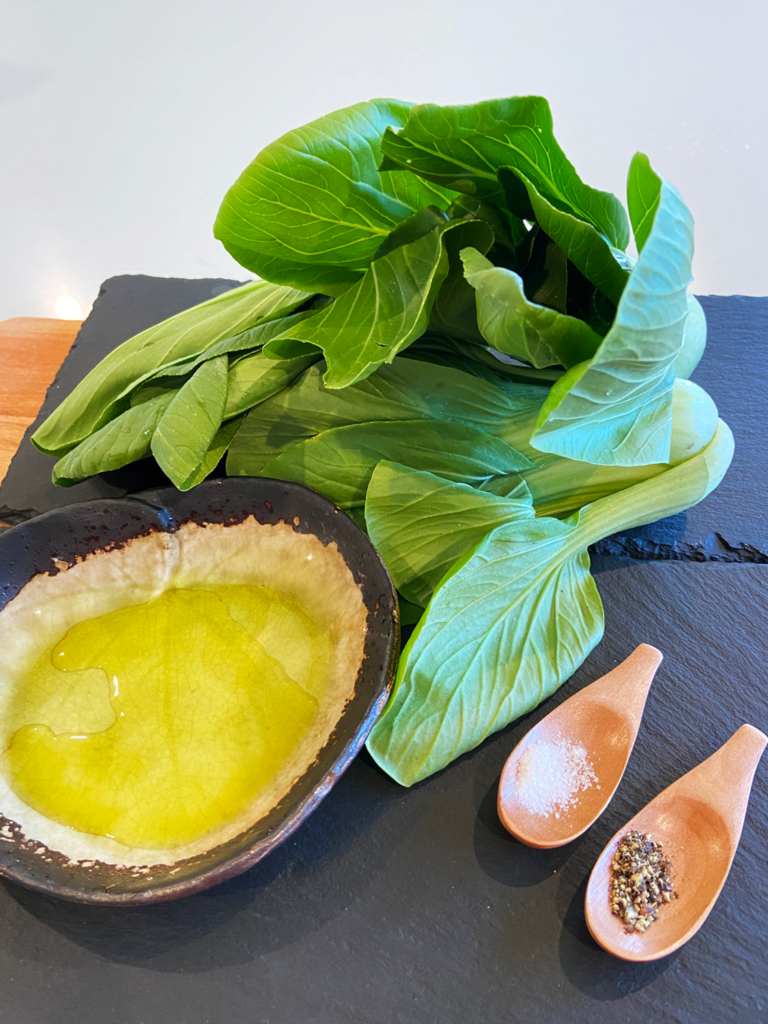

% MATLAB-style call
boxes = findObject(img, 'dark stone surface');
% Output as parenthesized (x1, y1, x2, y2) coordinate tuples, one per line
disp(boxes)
(0, 274, 243, 523)
(0, 560, 765, 1023)
(0, 280, 766, 1021)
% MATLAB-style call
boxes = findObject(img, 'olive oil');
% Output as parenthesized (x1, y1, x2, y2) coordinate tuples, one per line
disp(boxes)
(3, 586, 333, 849)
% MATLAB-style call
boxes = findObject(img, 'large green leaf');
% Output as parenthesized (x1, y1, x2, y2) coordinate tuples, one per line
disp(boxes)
(367, 416, 734, 786)
(32, 280, 308, 457)
(498, 168, 629, 307)
(224, 349, 319, 419)
(175, 416, 245, 491)
(273, 220, 487, 388)
(626, 153, 707, 380)
(365, 461, 534, 606)
(226, 357, 542, 476)
(461, 247, 602, 368)
(148, 308, 321, 382)
(151, 357, 229, 488)
(380, 97, 629, 248)
(256, 419, 530, 508)
(530, 166, 695, 466)
(213, 99, 457, 292)
(366, 513, 604, 786)
(52, 392, 174, 486)
(219, 242, 361, 296)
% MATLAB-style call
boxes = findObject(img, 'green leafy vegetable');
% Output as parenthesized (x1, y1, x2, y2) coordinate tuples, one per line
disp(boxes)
(367, 420, 734, 785)
(274, 219, 493, 388)
(627, 152, 661, 253)
(461, 247, 602, 368)
(32, 92, 731, 793)
(52, 392, 174, 486)
(224, 349, 319, 419)
(497, 168, 630, 307)
(257, 419, 531, 508)
(151, 357, 229, 488)
(213, 99, 457, 293)
(365, 461, 534, 606)
(226, 357, 543, 476)
(33, 280, 308, 457)
(530, 162, 694, 466)
(174, 416, 244, 491)
(379, 96, 629, 249)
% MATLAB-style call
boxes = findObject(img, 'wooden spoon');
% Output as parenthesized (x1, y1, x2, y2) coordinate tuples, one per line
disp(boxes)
(498, 644, 663, 848)
(585, 723, 767, 962)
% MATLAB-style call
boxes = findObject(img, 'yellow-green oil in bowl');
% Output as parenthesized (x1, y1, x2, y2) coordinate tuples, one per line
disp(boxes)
(3, 585, 335, 850)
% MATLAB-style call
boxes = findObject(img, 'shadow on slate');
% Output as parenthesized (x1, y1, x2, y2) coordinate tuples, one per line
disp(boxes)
(0, 274, 244, 525)
(2, 748, 398, 970)
(0, 560, 765, 1024)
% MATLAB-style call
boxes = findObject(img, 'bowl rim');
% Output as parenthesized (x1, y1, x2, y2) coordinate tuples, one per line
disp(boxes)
(0, 477, 399, 905)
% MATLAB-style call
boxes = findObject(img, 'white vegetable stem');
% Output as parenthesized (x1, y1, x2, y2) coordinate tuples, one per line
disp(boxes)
(575, 419, 734, 547)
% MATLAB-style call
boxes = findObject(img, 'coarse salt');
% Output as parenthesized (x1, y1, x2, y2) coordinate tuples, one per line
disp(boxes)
(510, 735, 598, 819)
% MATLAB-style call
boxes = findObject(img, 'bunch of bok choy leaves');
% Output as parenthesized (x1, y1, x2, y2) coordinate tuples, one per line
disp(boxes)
(32, 95, 732, 786)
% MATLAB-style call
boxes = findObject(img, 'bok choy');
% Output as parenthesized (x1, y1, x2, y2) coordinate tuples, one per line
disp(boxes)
(365, 420, 733, 786)
(30, 93, 730, 787)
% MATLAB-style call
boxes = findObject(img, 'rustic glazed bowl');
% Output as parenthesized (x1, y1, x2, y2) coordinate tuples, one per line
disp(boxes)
(0, 478, 398, 905)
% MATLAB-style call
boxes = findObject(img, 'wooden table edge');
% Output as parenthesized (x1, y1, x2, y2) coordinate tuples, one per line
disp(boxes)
(0, 317, 82, 494)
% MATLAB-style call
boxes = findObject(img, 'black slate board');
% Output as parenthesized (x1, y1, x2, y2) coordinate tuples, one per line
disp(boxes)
(0, 275, 243, 524)
(0, 560, 765, 1023)
(0, 279, 767, 1023)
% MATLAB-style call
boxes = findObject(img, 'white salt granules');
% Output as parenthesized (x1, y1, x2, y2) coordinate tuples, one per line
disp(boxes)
(512, 735, 598, 818)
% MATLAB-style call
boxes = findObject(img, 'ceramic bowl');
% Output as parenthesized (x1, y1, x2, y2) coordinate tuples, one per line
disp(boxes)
(0, 477, 398, 904)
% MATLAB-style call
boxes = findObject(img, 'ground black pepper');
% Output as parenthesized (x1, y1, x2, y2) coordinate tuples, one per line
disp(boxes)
(609, 830, 677, 933)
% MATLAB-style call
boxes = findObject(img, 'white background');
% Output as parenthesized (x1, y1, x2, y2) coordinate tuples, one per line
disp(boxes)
(0, 0, 765, 322)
